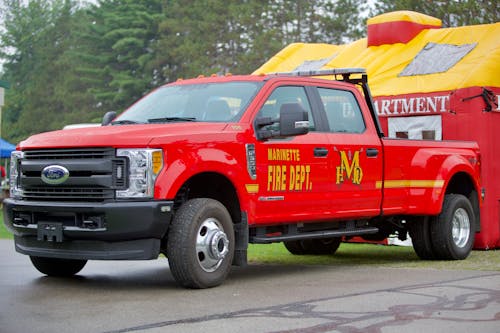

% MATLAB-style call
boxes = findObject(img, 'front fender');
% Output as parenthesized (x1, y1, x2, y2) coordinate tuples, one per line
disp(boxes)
(154, 145, 251, 208)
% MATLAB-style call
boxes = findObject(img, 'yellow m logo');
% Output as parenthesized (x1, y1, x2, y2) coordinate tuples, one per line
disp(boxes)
(336, 150, 363, 185)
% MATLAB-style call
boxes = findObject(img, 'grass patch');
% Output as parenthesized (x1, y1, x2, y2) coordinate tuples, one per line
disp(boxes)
(1, 211, 498, 271)
(248, 242, 500, 272)
(0, 210, 13, 239)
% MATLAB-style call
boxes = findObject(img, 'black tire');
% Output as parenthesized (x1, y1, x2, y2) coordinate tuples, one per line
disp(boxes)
(309, 238, 342, 254)
(166, 198, 234, 289)
(30, 256, 87, 277)
(284, 240, 305, 255)
(430, 194, 475, 260)
(408, 216, 437, 260)
(284, 238, 341, 255)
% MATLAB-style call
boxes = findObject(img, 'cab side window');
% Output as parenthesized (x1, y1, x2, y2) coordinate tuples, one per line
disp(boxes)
(318, 88, 365, 133)
(257, 86, 315, 131)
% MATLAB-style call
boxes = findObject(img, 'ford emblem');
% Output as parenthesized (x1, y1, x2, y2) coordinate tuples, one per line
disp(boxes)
(41, 165, 70, 185)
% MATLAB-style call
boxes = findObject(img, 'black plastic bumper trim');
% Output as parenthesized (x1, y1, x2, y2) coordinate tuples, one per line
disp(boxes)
(15, 236, 161, 260)
(3, 199, 174, 242)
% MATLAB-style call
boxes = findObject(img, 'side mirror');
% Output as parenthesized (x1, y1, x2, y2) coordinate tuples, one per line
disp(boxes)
(255, 103, 309, 140)
(102, 111, 117, 126)
(279, 103, 309, 137)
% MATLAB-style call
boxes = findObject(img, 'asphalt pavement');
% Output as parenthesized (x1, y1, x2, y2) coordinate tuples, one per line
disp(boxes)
(0, 239, 499, 333)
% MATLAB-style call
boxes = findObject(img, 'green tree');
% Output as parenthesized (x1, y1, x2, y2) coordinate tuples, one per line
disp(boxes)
(74, 0, 163, 112)
(154, 0, 367, 82)
(372, 0, 499, 27)
(1, 0, 164, 143)
(266, 0, 366, 44)
(155, 0, 259, 81)
(0, 0, 83, 143)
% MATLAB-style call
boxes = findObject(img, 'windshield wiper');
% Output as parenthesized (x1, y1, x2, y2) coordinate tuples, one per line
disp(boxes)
(148, 117, 197, 123)
(111, 120, 143, 125)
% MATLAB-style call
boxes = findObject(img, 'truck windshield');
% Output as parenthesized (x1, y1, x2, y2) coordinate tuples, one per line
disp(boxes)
(114, 81, 263, 124)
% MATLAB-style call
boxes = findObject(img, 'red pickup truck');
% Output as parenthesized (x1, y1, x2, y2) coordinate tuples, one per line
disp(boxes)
(4, 69, 482, 288)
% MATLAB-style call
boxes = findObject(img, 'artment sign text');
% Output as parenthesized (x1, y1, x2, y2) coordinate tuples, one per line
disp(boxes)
(374, 93, 500, 116)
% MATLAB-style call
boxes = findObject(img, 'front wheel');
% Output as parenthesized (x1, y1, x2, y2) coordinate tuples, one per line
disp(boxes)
(166, 198, 234, 289)
(30, 256, 87, 277)
(430, 194, 475, 260)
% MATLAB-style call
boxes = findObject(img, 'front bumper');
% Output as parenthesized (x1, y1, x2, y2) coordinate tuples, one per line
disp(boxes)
(3, 198, 174, 260)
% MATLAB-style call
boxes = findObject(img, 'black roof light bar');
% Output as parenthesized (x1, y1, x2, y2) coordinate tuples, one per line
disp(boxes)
(271, 67, 366, 76)
(268, 68, 367, 84)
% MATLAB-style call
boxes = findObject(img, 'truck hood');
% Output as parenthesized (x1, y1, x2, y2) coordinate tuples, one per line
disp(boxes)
(19, 123, 230, 149)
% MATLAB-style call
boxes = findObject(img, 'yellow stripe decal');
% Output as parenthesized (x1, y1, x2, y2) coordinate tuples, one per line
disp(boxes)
(245, 184, 259, 194)
(376, 180, 445, 189)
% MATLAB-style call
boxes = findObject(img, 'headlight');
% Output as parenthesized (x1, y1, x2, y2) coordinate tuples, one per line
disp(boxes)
(116, 149, 163, 199)
(10, 151, 23, 199)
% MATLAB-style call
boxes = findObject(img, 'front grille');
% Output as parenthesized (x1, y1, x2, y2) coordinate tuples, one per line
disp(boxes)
(19, 148, 127, 202)
(23, 148, 115, 160)
(22, 188, 114, 201)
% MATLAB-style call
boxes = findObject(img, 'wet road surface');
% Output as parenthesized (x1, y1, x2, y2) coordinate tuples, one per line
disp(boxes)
(0, 239, 498, 333)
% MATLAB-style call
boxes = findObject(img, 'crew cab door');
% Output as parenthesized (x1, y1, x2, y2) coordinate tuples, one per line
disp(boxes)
(316, 86, 383, 218)
(252, 85, 332, 224)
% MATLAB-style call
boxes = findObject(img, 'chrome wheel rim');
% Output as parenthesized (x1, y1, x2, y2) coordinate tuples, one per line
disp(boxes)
(196, 218, 229, 273)
(452, 208, 470, 248)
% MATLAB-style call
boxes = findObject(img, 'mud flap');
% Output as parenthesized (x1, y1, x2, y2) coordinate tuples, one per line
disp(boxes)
(232, 212, 248, 266)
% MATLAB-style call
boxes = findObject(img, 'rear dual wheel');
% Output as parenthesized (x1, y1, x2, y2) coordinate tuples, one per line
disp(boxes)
(410, 194, 475, 260)
(408, 216, 436, 260)
(284, 237, 341, 255)
(431, 194, 475, 260)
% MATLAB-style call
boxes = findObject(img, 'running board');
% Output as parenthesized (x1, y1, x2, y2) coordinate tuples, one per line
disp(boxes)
(250, 226, 379, 244)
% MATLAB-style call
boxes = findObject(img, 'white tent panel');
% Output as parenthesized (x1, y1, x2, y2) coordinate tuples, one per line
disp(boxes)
(388, 115, 442, 140)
